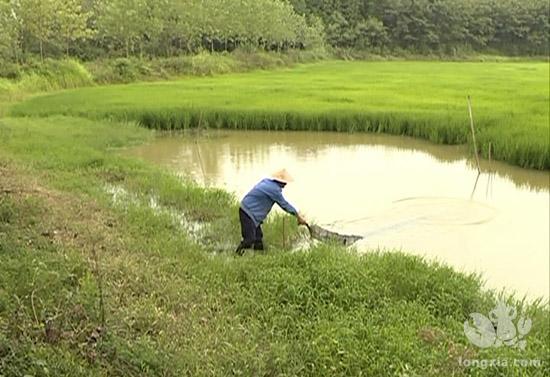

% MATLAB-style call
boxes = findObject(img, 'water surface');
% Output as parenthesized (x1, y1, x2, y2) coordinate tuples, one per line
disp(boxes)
(127, 130, 549, 299)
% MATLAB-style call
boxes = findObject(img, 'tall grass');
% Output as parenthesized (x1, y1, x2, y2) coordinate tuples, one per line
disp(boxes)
(85, 49, 327, 84)
(15, 59, 94, 92)
(131, 108, 470, 144)
(0, 59, 94, 111)
(10, 61, 549, 169)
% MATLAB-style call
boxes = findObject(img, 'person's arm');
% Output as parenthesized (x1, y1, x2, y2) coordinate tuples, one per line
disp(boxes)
(263, 184, 308, 225)
(270, 189, 298, 215)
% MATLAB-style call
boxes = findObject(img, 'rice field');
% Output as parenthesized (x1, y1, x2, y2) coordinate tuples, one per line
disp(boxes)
(9, 60, 550, 169)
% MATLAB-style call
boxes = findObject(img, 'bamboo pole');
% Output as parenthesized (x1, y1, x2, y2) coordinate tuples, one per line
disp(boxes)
(194, 112, 207, 184)
(470, 171, 481, 200)
(467, 96, 481, 173)
(486, 142, 494, 198)
(282, 217, 286, 250)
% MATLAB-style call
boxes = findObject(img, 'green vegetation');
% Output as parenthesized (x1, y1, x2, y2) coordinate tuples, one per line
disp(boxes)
(0, 0, 322, 64)
(0, 51, 326, 117)
(0, 1, 548, 375)
(10, 61, 549, 169)
(0, 0, 547, 66)
(292, 0, 549, 56)
(1, 115, 548, 376)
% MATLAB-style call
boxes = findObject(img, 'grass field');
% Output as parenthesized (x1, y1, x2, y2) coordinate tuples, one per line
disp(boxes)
(0, 114, 549, 376)
(1, 60, 549, 375)
(10, 61, 550, 169)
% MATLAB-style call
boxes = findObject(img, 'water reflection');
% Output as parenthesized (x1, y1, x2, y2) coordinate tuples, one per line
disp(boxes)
(149, 130, 548, 192)
(127, 130, 549, 299)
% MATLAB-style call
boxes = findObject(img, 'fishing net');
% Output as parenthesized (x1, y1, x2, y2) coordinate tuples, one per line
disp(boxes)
(307, 224, 363, 246)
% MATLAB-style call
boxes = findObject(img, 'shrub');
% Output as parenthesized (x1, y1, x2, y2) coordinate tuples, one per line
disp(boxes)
(15, 59, 93, 92)
(0, 62, 21, 80)
(189, 51, 239, 76)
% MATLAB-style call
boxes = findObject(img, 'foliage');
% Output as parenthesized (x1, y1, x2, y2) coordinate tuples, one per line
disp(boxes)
(354, 17, 389, 51)
(16, 0, 58, 60)
(9, 61, 549, 170)
(96, 0, 154, 58)
(1, 0, 320, 62)
(0, 0, 547, 66)
(289, 0, 549, 55)
(55, 0, 95, 55)
(0, 1, 20, 62)
(1, 59, 93, 94)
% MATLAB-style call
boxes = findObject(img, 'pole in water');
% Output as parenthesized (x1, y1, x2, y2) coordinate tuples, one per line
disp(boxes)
(194, 112, 207, 184)
(467, 96, 482, 173)
(470, 171, 481, 200)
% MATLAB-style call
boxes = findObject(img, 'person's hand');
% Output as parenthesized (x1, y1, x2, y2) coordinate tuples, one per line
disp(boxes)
(296, 213, 308, 226)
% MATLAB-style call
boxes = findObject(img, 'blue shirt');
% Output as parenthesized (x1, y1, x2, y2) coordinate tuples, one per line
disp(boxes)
(240, 178, 298, 226)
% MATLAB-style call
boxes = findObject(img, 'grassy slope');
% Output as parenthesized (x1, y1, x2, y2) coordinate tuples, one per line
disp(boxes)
(0, 116, 548, 376)
(9, 61, 550, 169)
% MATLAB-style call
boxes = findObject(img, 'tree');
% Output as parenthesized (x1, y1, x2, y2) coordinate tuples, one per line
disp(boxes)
(525, 0, 550, 55)
(296, 15, 326, 50)
(463, 0, 496, 50)
(326, 11, 353, 48)
(97, 0, 149, 57)
(354, 17, 388, 51)
(0, 1, 21, 62)
(18, 0, 58, 60)
(4, 0, 549, 61)
(55, 0, 94, 55)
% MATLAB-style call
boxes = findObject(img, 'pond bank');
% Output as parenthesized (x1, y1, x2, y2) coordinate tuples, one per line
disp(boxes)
(126, 130, 550, 298)
(0, 115, 548, 376)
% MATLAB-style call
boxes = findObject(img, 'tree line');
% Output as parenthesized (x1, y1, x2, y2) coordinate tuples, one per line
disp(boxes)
(0, 0, 547, 64)
(0, 0, 323, 62)
(291, 0, 549, 55)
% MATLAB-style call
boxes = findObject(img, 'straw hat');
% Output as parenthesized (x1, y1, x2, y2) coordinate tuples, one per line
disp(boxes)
(270, 169, 294, 184)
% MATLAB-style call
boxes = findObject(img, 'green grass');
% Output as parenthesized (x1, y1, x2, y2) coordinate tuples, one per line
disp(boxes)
(0, 115, 548, 376)
(9, 61, 550, 169)
(1, 59, 549, 374)
(0, 50, 324, 118)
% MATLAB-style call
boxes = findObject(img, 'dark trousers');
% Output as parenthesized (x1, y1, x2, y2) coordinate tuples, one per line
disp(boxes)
(236, 208, 264, 254)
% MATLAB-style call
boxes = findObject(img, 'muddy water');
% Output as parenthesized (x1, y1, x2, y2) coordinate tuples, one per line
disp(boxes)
(127, 130, 549, 299)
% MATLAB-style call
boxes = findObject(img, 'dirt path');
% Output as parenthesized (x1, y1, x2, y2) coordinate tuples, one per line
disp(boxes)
(0, 158, 123, 255)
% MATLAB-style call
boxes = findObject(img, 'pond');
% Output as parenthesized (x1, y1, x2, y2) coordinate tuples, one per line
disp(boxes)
(127, 130, 549, 299)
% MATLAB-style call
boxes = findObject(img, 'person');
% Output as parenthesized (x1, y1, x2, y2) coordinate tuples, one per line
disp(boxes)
(236, 169, 307, 255)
